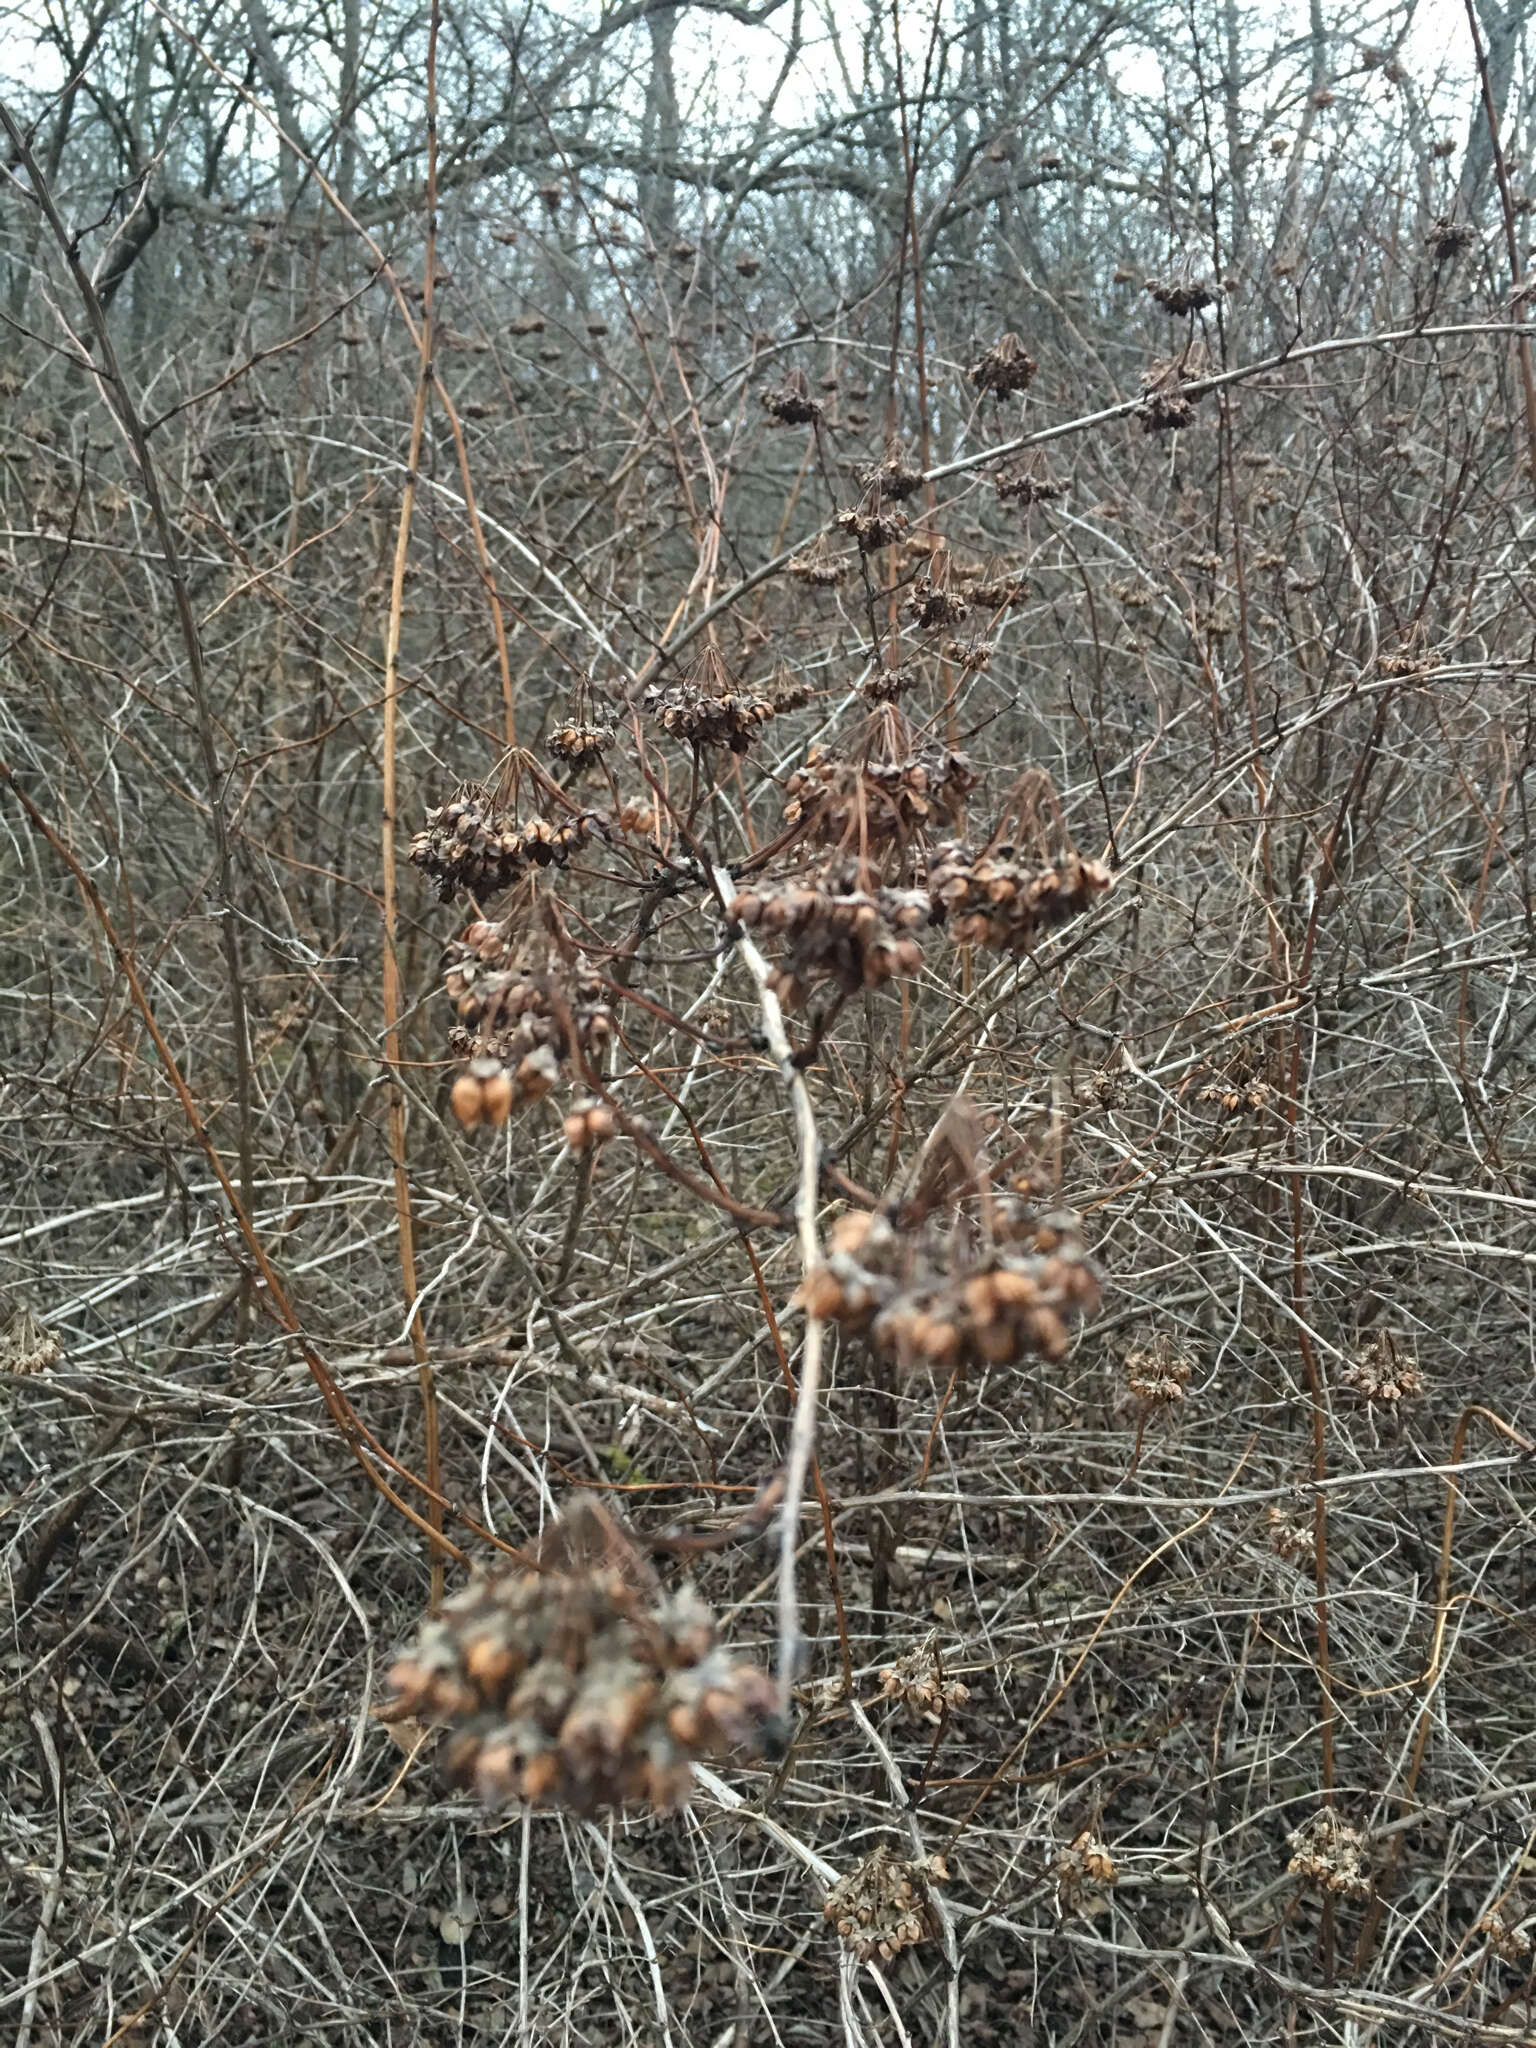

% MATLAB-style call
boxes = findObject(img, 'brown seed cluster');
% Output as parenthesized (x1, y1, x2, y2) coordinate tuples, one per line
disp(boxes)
(384, 1501, 783, 1816)
(644, 647, 775, 754)
(563, 1098, 618, 1151)
(970, 331, 1037, 398)
(823, 1845, 946, 1963)
(904, 555, 969, 631)
(1198, 1059, 1273, 1115)
(547, 722, 614, 771)
(1266, 1503, 1316, 1568)
(0, 1301, 61, 1376)
(1054, 1830, 1119, 1913)
(444, 917, 613, 1127)
(1145, 273, 1214, 315)
(1137, 358, 1198, 433)
(410, 785, 603, 903)
(729, 863, 931, 1009)
(996, 457, 1065, 506)
(1342, 1332, 1424, 1404)
(761, 367, 822, 424)
(1478, 1905, 1534, 1966)
(1425, 215, 1477, 262)
(800, 1200, 1099, 1370)
(834, 491, 910, 553)
(860, 444, 926, 501)
(878, 1637, 970, 1724)
(927, 840, 1112, 950)
(1124, 1331, 1194, 1407)
(1287, 1810, 1372, 1899)
(787, 533, 852, 587)
(783, 714, 978, 851)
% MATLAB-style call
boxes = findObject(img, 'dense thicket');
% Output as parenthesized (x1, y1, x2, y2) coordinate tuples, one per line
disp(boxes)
(3, 1, 1535, 2042)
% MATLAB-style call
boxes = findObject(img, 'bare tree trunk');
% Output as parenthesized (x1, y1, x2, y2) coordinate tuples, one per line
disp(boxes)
(639, 1, 680, 244)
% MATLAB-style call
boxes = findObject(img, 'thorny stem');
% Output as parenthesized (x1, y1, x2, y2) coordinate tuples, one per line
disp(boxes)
(713, 864, 825, 1710)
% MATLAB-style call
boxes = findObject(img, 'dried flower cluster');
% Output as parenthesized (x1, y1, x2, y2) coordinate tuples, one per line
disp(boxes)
(834, 489, 910, 553)
(782, 710, 978, 851)
(800, 1192, 1099, 1370)
(547, 721, 614, 771)
(996, 456, 1065, 506)
(1124, 1331, 1194, 1406)
(1287, 1809, 1372, 1899)
(410, 785, 604, 903)
(384, 1501, 783, 1815)
(1425, 215, 1477, 262)
(927, 839, 1112, 951)
(1145, 272, 1213, 315)
(761, 366, 822, 424)
(860, 444, 926, 500)
(0, 1301, 61, 1375)
(644, 647, 776, 754)
(1342, 1332, 1424, 1403)
(1478, 1905, 1534, 1966)
(1054, 1830, 1119, 1913)
(787, 533, 851, 587)
(444, 912, 613, 1127)
(1137, 357, 1199, 433)
(729, 861, 931, 1009)
(823, 1845, 947, 1963)
(878, 1636, 970, 1723)
(970, 331, 1037, 397)
(1267, 1503, 1316, 1567)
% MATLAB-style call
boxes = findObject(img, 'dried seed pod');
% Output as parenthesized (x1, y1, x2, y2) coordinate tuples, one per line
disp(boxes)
(1266, 1503, 1316, 1567)
(1145, 271, 1214, 316)
(824, 1845, 945, 1963)
(783, 709, 978, 853)
(761, 367, 822, 425)
(1137, 356, 1200, 433)
(860, 443, 926, 501)
(1287, 1810, 1372, 1899)
(1055, 1830, 1119, 1913)
(1341, 1332, 1424, 1403)
(547, 722, 614, 771)
(385, 1498, 783, 1816)
(563, 1098, 617, 1151)
(969, 331, 1037, 398)
(410, 783, 605, 903)
(995, 456, 1065, 506)
(878, 1636, 969, 1724)
(443, 904, 615, 1127)
(787, 533, 852, 587)
(735, 251, 762, 277)
(1124, 1331, 1194, 1406)
(1425, 215, 1477, 263)
(643, 645, 776, 754)
(728, 857, 933, 1009)
(904, 548, 969, 631)
(0, 1301, 62, 1375)
(834, 489, 910, 553)
(927, 838, 1112, 952)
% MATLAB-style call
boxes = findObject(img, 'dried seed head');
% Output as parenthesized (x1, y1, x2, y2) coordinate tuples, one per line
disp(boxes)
(385, 1498, 783, 1815)
(787, 533, 853, 587)
(878, 1636, 970, 1723)
(1145, 271, 1214, 316)
(823, 1845, 943, 1963)
(1124, 1331, 1194, 1407)
(761, 367, 822, 425)
(1342, 1332, 1424, 1404)
(643, 645, 776, 754)
(834, 489, 910, 553)
(1055, 1830, 1119, 1912)
(996, 455, 1065, 507)
(1287, 1809, 1372, 1899)
(0, 1301, 62, 1375)
(970, 332, 1037, 398)
(860, 443, 927, 501)
(1425, 214, 1477, 263)
(1267, 1503, 1316, 1567)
